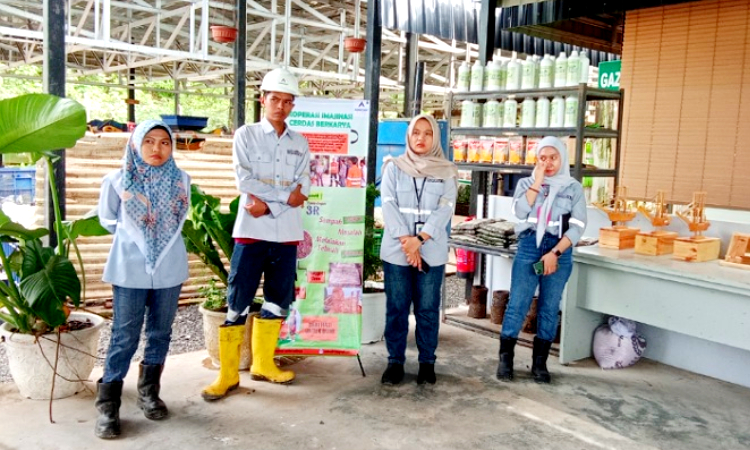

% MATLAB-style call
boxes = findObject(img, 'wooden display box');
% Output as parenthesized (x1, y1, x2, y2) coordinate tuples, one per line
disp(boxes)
(634, 231, 679, 256)
(599, 227, 640, 250)
(719, 233, 750, 271)
(673, 236, 721, 262)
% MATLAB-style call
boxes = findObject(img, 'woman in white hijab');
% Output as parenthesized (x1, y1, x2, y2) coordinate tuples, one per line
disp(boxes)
(497, 136, 588, 384)
(379, 114, 457, 386)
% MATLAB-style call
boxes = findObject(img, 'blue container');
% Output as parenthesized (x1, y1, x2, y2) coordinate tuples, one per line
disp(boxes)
(0, 168, 36, 205)
(374, 119, 449, 206)
(159, 115, 209, 131)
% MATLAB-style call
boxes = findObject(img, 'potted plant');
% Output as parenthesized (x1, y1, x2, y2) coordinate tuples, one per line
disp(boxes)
(181, 185, 259, 369)
(361, 183, 386, 343)
(0, 93, 109, 402)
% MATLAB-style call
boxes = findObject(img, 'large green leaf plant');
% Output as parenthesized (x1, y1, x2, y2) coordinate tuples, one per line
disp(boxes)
(182, 184, 239, 288)
(0, 93, 108, 334)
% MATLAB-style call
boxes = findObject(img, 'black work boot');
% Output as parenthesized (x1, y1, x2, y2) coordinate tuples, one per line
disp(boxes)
(137, 364, 169, 420)
(496, 337, 517, 382)
(417, 363, 436, 385)
(531, 337, 553, 384)
(380, 363, 405, 385)
(95, 379, 122, 439)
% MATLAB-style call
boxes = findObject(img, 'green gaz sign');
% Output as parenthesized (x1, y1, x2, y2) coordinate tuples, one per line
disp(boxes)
(598, 60, 621, 91)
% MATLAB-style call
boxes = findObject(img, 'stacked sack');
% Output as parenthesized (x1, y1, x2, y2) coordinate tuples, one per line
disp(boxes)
(593, 316, 647, 370)
(451, 218, 517, 248)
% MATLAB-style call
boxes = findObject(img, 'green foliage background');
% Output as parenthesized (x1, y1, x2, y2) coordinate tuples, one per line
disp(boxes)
(0, 66, 252, 131)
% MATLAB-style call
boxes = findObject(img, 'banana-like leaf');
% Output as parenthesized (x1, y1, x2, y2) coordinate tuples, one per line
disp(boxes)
(63, 215, 110, 241)
(21, 239, 55, 280)
(20, 254, 81, 329)
(0, 94, 87, 159)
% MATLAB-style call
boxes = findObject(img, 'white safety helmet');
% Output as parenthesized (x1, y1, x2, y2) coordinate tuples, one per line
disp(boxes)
(260, 68, 301, 97)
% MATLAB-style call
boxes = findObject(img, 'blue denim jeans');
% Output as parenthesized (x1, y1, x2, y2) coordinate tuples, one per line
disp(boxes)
(225, 242, 297, 323)
(500, 231, 573, 342)
(383, 261, 445, 365)
(103, 284, 182, 382)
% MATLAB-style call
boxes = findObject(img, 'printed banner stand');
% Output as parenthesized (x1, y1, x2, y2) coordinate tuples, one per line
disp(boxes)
(276, 98, 370, 374)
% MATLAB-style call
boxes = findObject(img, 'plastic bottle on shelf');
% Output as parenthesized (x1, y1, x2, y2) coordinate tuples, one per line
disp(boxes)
(470, 60, 484, 92)
(457, 61, 471, 92)
(460, 99, 476, 127)
(486, 59, 503, 91)
(521, 98, 536, 127)
(550, 96, 565, 127)
(535, 96, 550, 128)
(554, 52, 567, 88)
(474, 102, 483, 127)
(483, 99, 501, 128)
(567, 50, 580, 86)
(499, 60, 508, 91)
(539, 54, 554, 88)
(521, 57, 537, 90)
(564, 95, 579, 127)
(503, 98, 518, 127)
(506, 55, 522, 91)
(579, 50, 590, 85)
(534, 55, 541, 88)
(484, 61, 491, 91)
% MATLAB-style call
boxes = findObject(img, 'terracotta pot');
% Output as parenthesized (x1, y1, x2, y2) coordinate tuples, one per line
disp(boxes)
(210, 25, 238, 43)
(344, 37, 366, 53)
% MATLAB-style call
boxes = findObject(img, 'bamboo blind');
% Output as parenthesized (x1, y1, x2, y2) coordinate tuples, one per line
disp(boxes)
(619, 0, 750, 208)
(34, 133, 237, 304)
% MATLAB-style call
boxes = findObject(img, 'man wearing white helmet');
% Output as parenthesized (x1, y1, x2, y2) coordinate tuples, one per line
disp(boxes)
(202, 68, 310, 401)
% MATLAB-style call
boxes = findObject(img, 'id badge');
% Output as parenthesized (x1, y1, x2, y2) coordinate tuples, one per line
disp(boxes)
(415, 221, 425, 235)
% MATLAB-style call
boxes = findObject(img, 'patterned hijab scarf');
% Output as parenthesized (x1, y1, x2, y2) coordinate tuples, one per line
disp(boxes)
(531, 136, 576, 247)
(117, 120, 189, 274)
(385, 114, 458, 180)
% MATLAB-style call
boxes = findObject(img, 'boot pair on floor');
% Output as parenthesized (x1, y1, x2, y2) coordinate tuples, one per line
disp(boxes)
(496, 336, 553, 383)
(381, 362, 436, 385)
(95, 363, 168, 439)
(201, 316, 294, 401)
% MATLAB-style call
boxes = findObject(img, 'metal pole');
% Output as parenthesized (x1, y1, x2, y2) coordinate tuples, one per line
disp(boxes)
(411, 61, 425, 117)
(403, 32, 418, 117)
(127, 67, 136, 123)
(234, 0, 247, 130)
(43, 0, 66, 247)
(363, 0, 381, 188)
(478, 0, 496, 65)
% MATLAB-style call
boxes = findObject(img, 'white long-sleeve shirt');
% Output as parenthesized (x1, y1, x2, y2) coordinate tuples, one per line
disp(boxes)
(232, 119, 311, 242)
(379, 163, 457, 267)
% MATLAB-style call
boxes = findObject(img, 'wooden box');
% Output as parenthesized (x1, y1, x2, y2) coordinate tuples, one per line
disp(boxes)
(673, 236, 721, 262)
(599, 227, 640, 250)
(635, 231, 679, 256)
(719, 233, 750, 270)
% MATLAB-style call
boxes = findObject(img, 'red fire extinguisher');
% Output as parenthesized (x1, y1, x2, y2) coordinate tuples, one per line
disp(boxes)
(456, 247, 475, 279)
(455, 217, 475, 279)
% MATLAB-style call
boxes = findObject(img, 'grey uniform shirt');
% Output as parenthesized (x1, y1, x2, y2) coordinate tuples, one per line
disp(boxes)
(511, 177, 588, 245)
(380, 163, 457, 267)
(232, 118, 311, 242)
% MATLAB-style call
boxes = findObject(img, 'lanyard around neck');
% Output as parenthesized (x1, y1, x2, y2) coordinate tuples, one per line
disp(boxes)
(413, 178, 427, 218)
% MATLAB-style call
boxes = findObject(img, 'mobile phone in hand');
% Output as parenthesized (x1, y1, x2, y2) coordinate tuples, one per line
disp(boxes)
(420, 258, 431, 273)
(533, 260, 544, 276)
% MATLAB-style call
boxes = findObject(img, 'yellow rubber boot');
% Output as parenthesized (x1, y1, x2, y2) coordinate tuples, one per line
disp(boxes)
(201, 325, 244, 401)
(250, 317, 295, 384)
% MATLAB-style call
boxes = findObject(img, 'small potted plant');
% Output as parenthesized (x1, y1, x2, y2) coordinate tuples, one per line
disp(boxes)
(0, 94, 110, 402)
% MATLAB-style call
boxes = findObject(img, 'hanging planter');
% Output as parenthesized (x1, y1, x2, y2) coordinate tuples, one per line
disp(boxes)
(344, 37, 366, 53)
(211, 25, 238, 43)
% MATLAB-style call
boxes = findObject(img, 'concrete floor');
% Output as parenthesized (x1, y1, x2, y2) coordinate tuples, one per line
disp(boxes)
(2, 320, 750, 450)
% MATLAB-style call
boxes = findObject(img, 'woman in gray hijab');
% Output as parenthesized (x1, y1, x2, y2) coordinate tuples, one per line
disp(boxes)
(497, 136, 587, 384)
(379, 114, 458, 385)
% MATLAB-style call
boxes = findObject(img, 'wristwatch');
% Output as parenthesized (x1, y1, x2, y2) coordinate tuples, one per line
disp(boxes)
(552, 249, 562, 257)
(416, 235, 425, 245)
